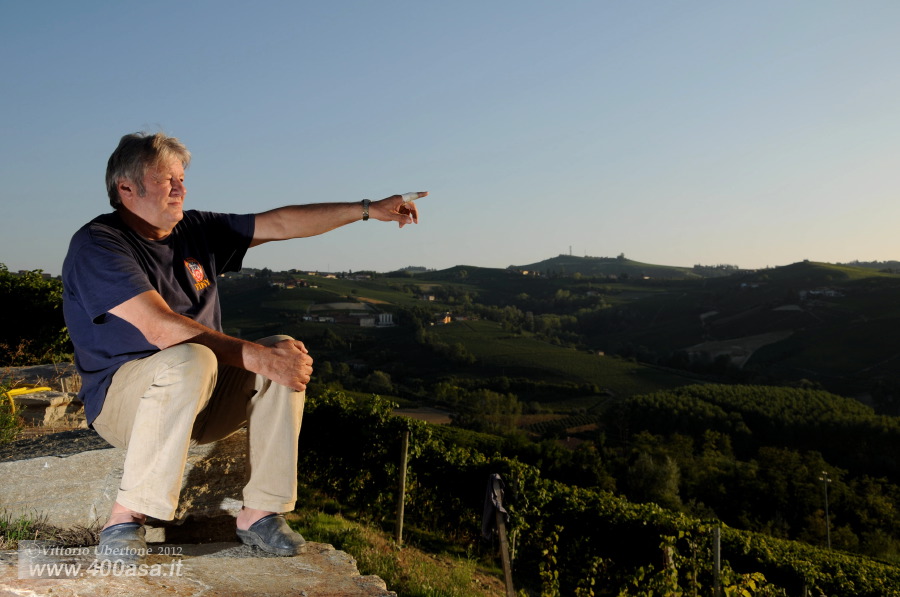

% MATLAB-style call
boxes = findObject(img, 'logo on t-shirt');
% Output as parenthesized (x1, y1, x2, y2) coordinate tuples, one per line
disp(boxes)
(184, 258, 211, 291)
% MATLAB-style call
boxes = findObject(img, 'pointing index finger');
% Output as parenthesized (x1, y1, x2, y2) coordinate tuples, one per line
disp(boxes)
(401, 191, 429, 203)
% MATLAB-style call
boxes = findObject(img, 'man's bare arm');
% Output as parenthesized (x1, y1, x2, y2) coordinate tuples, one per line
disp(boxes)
(250, 192, 427, 247)
(108, 290, 313, 391)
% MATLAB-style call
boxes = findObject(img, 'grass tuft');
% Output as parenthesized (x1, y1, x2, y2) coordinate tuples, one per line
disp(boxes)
(289, 507, 505, 597)
(0, 511, 98, 551)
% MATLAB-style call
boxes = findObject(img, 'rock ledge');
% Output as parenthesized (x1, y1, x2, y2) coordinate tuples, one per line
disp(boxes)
(1, 540, 396, 596)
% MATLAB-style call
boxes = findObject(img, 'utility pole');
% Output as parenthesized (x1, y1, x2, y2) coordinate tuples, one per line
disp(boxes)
(819, 471, 832, 549)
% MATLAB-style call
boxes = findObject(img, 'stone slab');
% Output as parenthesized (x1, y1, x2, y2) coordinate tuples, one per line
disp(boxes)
(0, 541, 396, 596)
(10, 391, 86, 429)
(0, 428, 249, 530)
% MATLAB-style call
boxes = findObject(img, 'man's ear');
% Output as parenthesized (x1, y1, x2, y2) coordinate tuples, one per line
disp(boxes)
(117, 179, 136, 202)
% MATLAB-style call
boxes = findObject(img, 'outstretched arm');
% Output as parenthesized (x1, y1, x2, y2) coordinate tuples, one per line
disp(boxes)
(250, 192, 427, 247)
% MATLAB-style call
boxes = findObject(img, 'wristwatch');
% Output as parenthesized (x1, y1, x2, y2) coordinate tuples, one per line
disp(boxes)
(361, 199, 371, 221)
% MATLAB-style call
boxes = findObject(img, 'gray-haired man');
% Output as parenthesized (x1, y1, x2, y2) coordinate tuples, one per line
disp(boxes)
(63, 131, 426, 561)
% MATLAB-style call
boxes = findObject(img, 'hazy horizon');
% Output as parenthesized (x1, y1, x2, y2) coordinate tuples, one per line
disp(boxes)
(12, 252, 900, 279)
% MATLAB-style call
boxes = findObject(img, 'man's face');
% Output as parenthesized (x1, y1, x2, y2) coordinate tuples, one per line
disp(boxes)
(120, 157, 186, 238)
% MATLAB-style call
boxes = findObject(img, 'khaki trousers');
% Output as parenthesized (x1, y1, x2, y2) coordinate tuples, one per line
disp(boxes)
(92, 336, 305, 521)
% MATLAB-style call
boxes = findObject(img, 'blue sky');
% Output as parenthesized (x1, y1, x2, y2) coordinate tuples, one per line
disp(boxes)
(2, 1, 899, 275)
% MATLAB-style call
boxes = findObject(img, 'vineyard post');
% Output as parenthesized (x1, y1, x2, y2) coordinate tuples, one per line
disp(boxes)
(395, 429, 410, 546)
(819, 471, 832, 550)
(492, 475, 516, 597)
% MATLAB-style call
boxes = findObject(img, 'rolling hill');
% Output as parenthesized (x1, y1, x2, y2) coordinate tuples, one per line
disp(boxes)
(221, 258, 900, 408)
(512, 254, 746, 279)
(576, 261, 900, 400)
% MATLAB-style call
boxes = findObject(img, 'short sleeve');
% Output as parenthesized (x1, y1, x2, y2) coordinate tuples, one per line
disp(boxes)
(65, 226, 155, 321)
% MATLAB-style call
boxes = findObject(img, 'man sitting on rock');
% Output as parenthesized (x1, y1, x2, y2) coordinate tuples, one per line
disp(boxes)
(62, 131, 425, 562)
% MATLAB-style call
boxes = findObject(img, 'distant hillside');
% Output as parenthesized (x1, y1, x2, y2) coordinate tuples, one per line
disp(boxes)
(512, 254, 746, 279)
(222, 259, 900, 405)
(581, 260, 900, 399)
(839, 260, 900, 273)
(737, 260, 897, 284)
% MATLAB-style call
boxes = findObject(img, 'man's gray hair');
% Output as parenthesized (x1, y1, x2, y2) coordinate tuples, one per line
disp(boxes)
(106, 132, 192, 208)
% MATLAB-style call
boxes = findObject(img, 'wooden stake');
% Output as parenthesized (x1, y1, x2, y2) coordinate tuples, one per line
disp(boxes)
(394, 430, 410, 546)
(492, 476, 516, 597)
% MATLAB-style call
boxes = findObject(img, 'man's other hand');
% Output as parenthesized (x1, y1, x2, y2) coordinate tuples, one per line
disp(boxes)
(263, 339, 314, 392)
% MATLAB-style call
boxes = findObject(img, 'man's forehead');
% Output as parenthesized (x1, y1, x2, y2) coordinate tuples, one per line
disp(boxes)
(146, 157, 185, 178)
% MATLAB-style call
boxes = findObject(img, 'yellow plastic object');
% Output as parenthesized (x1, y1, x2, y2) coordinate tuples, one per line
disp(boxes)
(3, 386, 52, 414)
(6, 386, 52, 397)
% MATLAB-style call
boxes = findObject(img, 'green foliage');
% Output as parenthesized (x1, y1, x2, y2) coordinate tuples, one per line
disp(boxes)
(431, 319, 680, 397)
(296, 389, 900, 596)
(364, 370, 395, 394)
(617, 384, 900, 478)
(0, 512, 39, 549)
(626, 453, 682, 510)
(608, 385, 900, 562)
(722, 527, 900, 596)
(0, 376, 23, 444)
(538, 526, 562, 596)
(0, 264, 71, 365)
(0, 405, 20, 445)
(414, 325, 477, 366)
(298, 390, 419, 523)
(0, 402, 22, 446)
(450, 389, 522, 434)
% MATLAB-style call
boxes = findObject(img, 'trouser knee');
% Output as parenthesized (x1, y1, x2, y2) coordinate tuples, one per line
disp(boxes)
(156, 343, 218, 411)
(167, 342, 218, 369)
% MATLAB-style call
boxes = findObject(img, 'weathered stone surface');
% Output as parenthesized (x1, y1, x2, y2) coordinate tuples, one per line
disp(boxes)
(0, 428, 249, 531)
(3, 363, 86, 430)
(0, 541, 397, 596)
(1, 363, 77, 390)
(11, 391, 86, 429)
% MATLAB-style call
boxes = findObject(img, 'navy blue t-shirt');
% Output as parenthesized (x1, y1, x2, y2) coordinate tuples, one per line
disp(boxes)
(62, 209, 254, 424)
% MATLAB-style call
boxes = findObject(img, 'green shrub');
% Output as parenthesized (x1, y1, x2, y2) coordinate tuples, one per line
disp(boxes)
(0, 377, 23, 444)
(0, 264, 71, 366)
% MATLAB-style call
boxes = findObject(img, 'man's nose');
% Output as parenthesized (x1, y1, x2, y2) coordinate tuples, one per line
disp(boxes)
(172, 179, 186, 196)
